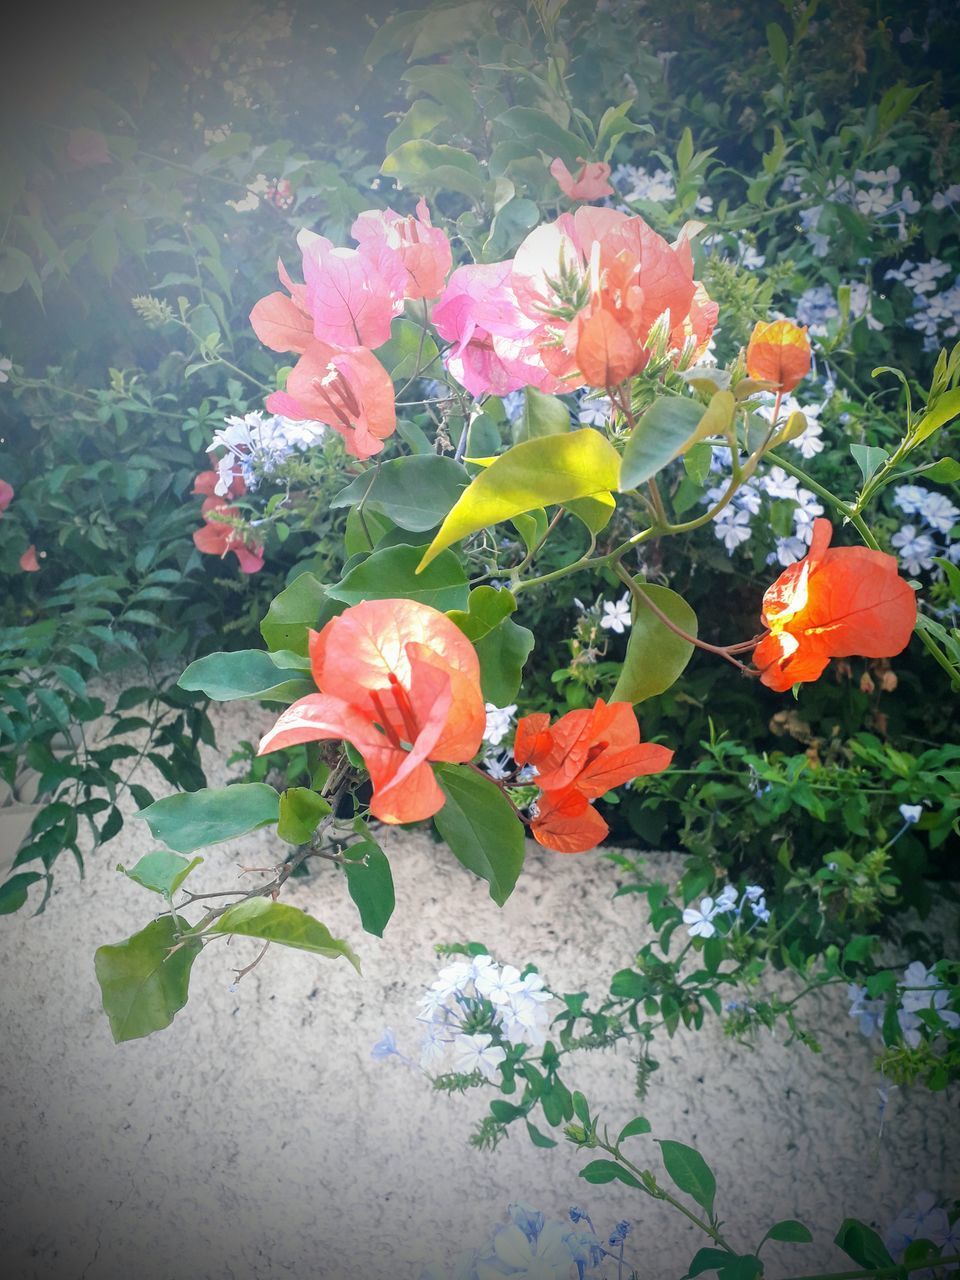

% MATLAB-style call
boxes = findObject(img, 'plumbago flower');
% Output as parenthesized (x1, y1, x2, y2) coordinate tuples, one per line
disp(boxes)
(753, 519, 917, 691)
(258, 599, 485, 824)
(514, 699, 673, 852)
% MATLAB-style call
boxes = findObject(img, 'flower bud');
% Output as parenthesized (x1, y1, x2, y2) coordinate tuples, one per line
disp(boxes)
(745, 319, 812, 392)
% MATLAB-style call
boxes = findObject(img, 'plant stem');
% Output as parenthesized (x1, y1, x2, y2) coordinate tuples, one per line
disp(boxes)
(782, 1256, 959, 1280)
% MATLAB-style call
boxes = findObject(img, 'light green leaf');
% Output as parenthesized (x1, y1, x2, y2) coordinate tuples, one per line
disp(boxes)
(344, 839, 396, 937)
(620, 393, 732, 491)
(330, 544, 469, 611)
(331, 456, 469, 532)
(277, 788, 332, 844)
(94, 916, 202, 1043)
(117, 851, 203, 897)
(433, 763, 525, 906)
(567, 491, 616, 533)
(447, 585, 516, 641)
(511, 509, 549, 555)
(611, 583, 697, 703)
(920, 457, 960, 484)
(381, 140, 485, 200)
(376, 317, 441, 382)
(513, 386, 570, 443)
(211, 899, 361, 972)
(137, 784, 280, 854)
(484, 197, 540, 260)
(657, 1140, 717, 1217)
(178, 649, 314, 703)
(260, 572, 335, 655)
(419, 430, 621, 571)
(386, 99, 447, 152)
(911, 388, 960, 446)
(849, 443, 888, 485)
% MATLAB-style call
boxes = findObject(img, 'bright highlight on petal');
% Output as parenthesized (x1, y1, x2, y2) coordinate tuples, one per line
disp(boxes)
(745, 319, 812, 392)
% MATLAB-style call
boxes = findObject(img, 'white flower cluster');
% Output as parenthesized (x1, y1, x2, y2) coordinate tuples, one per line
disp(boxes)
(848, 960, 960, 1046)
(611, 162, 676, 205)
(416, 954, 557, 1076)
(705, 450, 825, 565)
(789, 165, 919, 258)
(208, 410, 326, 495)
(890, 484, 959, 575)
(795, 280, 882, 334)
(683, 883, 769, 939)
(885, 256, 960, 352)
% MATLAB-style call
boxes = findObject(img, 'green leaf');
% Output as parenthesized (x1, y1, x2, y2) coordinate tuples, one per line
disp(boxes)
(849, 444, 888, 485)
(511, 509, 549, 555)
(920, 457, 960, 484)
(433, 763, 525, 906)
(178, 649, 314, 703)
(211, 899, 361, 972)
(94, 916, 202, 1043)
(765, 1220, 813, 1244)
(386, 99, 447, 152)
(685, 1247, 735, 1278)
(419, 430, 621, 570)
(657, 1140, 716, 1216)
(277, 788, 332, 844)
(448, 587, 534, 704)
(617, 1115, 652, 1143)
(833, 1219, 894, 1270)
(260, 572, 333, 655)
(117, 852, 203, 897)
(495, 106, 584, 168)
(0, 872, 44, 914)
(912, 388, 960, 446)
(484, 197, 541, 260)
(331, 456, 469, 532)
(717, 1258, 762, 1280)
(620, 395, 729, 491)
(377, 317, 441, 382)
(596, 101, 653, 162)
(344, 838, 395, 937)
(381, 140, 485, 200)
(137, 784, 280, 854)
(513, 386, 570, 443)
(579, 1159, 643, 1188)
(611, 583, 697, 703)
(329, 544, 469, 611)
(766, 21, 789, 71)
(567, 491, 616, 534)
(526, 1120, 558, 1148)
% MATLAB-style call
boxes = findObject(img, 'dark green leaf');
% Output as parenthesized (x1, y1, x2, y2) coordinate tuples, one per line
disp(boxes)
(685, 1248, 736, 1278)
(329, 545, 469, 611)
(618, 1115, 652, 1143)
(833, 1219, 894, 1270)
(657, 1140, 717, 1216)
(579, 1159, 643, 1188)
(612, 583, 697, 703)
(0, 872, 44, 914)
(344, 839, 395, 937)
(433, 763, 525, 906)
(260, 572, 334, 655)
(331, 456, 469, 532)
(620, 396, 712, 490)
(765, 1220, 813, 1244)
(526, 1120, 558, 1148)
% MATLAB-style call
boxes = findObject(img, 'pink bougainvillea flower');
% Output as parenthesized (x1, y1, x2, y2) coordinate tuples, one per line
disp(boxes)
(265, 339, 395, 460)
(19, 545, 40, 572)
(0, 479, 13, 516)
(258, 599, 485, 824)
(431, 261, 563, 398)
(65, 128, 110, 169)
(298, 228, 405, 349)
(249, 258, 315, 356)
(514, 698, 673, 853)
(753, 518, 917, 692)
(549, 156, 614, 201)
(351, 198, 453, 301)
(510, 208, 718, 390)
(193, 496, 264, 574)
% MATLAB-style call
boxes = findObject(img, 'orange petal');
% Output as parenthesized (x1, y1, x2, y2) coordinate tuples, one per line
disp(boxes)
(249, 291, 314, 354)
(531, 788, 609, 853)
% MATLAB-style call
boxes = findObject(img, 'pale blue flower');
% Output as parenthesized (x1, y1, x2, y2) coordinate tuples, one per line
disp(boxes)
(450, 1032, 506, 1081)
(683, 897, 718, 939)
(899, 804, 923, 825)
(600, 593, 632, 634)
(891, 525, 936, 574)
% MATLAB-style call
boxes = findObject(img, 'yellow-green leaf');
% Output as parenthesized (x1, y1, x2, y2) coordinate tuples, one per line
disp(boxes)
(418, 429, 621, 572)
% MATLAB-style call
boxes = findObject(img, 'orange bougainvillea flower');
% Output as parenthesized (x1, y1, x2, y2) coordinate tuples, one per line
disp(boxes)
(549, 157, 614, 202)
(754, 518, 917, 692)
(745, 319, 812, 393)
(19, 545, 40, 572)
(514, 698, 673, 853)
(258, 599, 485, 825)
(192, 481, 264, 575)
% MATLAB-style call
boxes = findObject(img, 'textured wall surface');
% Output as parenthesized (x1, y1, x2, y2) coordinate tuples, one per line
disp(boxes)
(1, 702, 956, 1280)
